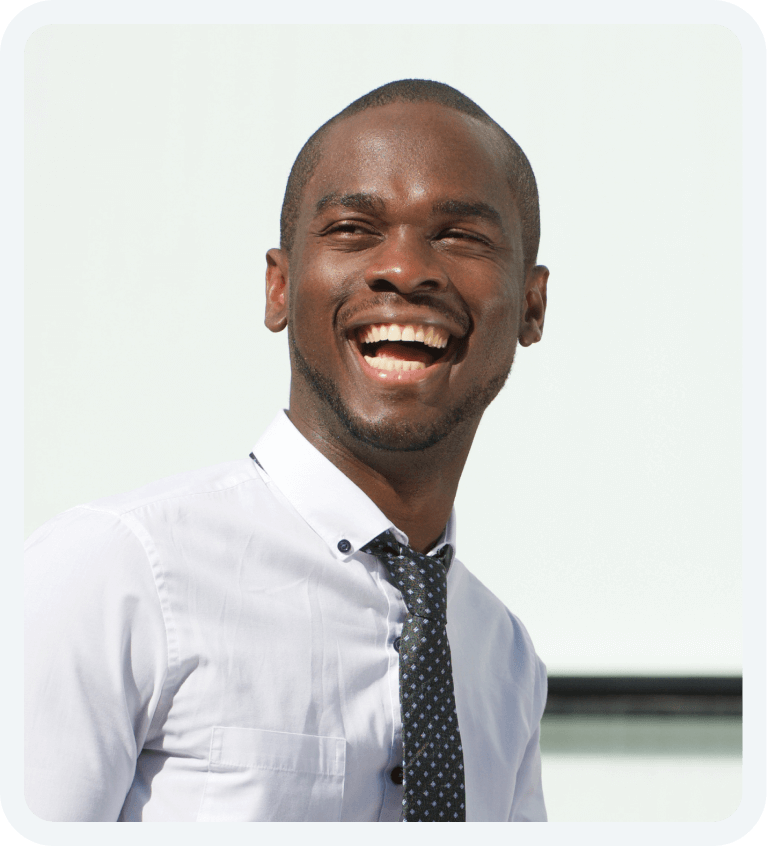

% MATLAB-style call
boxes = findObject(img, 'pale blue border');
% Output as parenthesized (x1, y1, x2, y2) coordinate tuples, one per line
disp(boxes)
(2, 1, 764, 844)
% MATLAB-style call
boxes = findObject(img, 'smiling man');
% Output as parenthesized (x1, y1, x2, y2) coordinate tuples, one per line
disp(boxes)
(25, 80, 549, 822)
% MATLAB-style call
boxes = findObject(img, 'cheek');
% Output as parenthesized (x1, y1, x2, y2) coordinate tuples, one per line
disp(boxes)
(472, 290, 521, 354)
(290, 295, 330, 361)
(288, 267, 350, 357)
(290, 251, 356, 312)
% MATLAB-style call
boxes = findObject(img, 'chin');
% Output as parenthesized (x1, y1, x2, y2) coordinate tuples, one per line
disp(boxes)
(336, 410, 458, 453)
(291, 337, 511, 453)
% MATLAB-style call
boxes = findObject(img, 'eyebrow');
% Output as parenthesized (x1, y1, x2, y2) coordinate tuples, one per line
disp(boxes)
(432, 199, 503, 229)
(315, 192, 385, 216)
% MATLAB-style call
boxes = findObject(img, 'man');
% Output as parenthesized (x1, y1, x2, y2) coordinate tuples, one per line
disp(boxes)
(25, 79, 549, 822)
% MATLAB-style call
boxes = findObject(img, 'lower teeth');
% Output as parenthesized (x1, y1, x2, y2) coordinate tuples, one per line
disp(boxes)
(364, 355, 426, 372)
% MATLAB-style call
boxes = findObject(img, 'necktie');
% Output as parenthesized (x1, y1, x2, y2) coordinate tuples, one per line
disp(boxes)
(363, 530, 466, 822)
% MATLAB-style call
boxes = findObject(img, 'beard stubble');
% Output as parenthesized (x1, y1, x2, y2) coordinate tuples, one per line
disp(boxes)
(289, 331, 513, 453)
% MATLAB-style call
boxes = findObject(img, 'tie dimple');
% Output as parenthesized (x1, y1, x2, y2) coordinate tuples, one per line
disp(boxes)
(363, 530, 466, 822)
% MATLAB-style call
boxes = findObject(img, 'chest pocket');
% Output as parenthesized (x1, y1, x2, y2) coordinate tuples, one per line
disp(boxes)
(197, 726, 346, 822)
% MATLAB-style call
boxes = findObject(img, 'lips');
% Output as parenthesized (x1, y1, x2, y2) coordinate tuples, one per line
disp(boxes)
(354, 322, 453, 374)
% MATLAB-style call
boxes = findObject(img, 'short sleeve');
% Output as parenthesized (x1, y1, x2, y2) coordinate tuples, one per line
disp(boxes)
(24, 507, 169, 821)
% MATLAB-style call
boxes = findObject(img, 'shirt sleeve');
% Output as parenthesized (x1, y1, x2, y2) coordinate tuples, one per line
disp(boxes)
(508, 655, 548, 822)
(24, 506, 169, 821)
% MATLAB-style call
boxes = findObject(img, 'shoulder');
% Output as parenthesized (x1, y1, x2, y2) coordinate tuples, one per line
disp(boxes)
(449, 559, 547, 697)
(24, 458, 269, 592)
(450, 560, 538, 649)
(26, 458, 262, 542)
(85, 458, 262, 518)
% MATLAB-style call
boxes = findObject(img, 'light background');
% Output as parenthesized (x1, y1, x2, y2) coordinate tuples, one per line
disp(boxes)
(24, 23, 743, 677)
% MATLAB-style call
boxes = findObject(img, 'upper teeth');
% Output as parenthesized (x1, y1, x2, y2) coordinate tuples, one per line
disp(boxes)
(358, 323, 449, 349)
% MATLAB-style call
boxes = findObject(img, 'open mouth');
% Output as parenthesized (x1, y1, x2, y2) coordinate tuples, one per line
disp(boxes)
(355, 323, 452, 373)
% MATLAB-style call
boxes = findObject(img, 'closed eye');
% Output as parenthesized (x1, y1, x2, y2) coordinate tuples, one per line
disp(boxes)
(324, 221, 379, 237)
(436, 228, 492, 246)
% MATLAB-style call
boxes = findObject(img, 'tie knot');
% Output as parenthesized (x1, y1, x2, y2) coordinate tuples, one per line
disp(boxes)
(362, 530, 452, 620)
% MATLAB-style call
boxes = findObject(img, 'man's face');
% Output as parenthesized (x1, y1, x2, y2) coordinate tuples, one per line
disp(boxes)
(266, 102, 547, 452)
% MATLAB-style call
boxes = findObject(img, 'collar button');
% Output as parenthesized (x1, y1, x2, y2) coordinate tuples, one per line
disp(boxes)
(337, 539, 351, 553)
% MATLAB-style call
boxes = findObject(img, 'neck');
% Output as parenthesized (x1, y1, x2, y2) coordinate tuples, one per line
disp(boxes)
(287, 409, 479, 554)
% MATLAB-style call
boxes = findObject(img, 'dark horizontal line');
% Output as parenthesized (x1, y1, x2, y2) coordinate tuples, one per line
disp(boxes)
(544, 677, 742, 716)
(547, 676, 742, 696)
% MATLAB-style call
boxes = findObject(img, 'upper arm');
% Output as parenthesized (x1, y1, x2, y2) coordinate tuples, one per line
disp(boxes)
(509, 655, 548, 822)
(24, 507, 169, 821)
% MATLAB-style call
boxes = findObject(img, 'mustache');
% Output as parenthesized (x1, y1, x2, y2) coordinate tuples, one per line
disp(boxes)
(336, 293, 472, 336)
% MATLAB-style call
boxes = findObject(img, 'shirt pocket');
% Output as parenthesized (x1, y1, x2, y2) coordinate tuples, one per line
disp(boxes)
(197, 726, 346, 822)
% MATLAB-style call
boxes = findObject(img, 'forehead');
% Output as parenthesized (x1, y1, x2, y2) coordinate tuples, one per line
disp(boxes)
(304, 102, 515, 218)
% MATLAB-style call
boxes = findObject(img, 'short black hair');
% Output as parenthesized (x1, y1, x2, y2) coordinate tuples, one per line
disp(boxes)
(279, 79, 541, 271)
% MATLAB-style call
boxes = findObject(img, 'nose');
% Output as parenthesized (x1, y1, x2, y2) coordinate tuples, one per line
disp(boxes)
(363, 228, 449, 294)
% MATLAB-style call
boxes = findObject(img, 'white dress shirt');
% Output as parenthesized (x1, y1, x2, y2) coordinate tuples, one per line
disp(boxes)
(25, 411, 547, 822)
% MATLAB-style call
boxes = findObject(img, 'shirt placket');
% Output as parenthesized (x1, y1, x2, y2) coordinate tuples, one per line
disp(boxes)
(378, 564, 408, 821)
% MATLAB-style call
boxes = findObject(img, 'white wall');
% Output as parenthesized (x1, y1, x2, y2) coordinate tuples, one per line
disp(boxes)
(24, 24, 743, 675)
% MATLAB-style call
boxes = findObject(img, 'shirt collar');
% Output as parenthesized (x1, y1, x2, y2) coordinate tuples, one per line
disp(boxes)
(250, 411, 456, 562)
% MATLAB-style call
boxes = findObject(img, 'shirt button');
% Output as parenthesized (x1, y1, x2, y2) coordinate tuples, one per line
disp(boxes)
(393, 636, 401, 652)
(337, 539, 351, 553)
(390, 765, 404, 785)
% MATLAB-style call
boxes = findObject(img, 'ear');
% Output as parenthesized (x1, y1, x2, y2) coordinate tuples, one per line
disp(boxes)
(518, 264, 549, 347)
(265, 248, 289, 333)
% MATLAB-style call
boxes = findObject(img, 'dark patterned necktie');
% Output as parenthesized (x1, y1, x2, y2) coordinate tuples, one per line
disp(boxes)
(363, 530, 466, 822)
